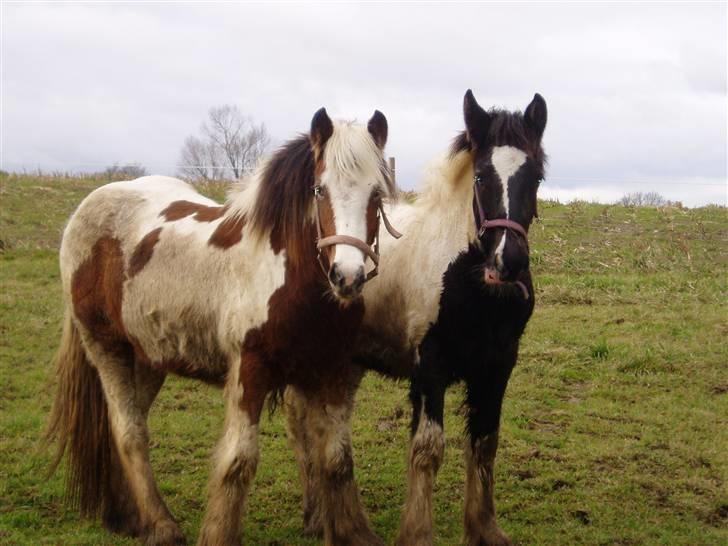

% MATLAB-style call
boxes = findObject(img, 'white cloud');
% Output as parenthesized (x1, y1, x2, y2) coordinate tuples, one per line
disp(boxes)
(2, 2, 726, 206)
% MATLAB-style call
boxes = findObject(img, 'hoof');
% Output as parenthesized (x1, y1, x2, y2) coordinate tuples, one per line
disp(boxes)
(326, 529, 385, 546)
(144, 519, 186, 546)
(104, 509, 142, 538)
(303, 522, 324, 538)
(303, 508, 324, 537)
(349, 532, 386, 546)
(395, 525, 433, 546)
(465, 524, 513, 546)
(395, 534, 431, 546)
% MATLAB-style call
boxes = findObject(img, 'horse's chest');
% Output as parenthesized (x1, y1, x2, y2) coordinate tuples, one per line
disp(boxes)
(421, 255, 532, 378)
(244, 285, 365, 390)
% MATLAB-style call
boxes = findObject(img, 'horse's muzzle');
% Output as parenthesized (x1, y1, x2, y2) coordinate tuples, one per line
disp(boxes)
(329, 263, 366, 300)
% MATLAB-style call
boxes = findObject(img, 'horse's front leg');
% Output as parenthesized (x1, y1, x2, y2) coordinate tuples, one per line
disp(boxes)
(198, 353, 269, 546)
(463, 430, 511, 546)
(463, 364, 515, 546)
(396, 354, 447, 546)
(284, 386, 324, 537)
(307, 385, 383, 546)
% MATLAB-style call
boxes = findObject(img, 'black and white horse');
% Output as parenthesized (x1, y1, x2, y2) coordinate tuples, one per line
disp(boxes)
(286, 90, 547, 545)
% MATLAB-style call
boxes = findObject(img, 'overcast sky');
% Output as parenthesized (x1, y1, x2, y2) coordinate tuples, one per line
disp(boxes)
(2, 1, 726, 206)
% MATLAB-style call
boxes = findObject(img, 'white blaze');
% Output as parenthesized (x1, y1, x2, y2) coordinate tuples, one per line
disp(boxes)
(491, 146, 527, 265)
(326, 178, 373, 278)
(318, 120, 389, 283)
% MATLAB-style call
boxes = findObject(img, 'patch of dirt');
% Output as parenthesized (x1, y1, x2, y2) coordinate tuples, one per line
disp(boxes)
(703, 504, 728, 527)
(638, 481, 671, 508)
(376, 420, 397, 432)
(376, 406, 407, 432)
(570, 509, 591, 525)
(515, 469, 535, 480)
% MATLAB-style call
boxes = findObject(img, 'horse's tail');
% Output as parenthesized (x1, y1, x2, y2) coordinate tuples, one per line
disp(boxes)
(45, 311, 113, 519)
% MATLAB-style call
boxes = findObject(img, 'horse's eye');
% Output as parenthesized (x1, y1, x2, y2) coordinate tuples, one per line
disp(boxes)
(474, 175, 484, 185)
(313, 185, 325, 200)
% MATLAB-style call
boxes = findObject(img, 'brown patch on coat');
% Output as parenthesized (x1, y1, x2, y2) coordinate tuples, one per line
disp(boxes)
(239, 222, 366, 419)
(238, 352, 273, 424)
(160, 200, 227, 222)
(209, 214, 246, 249)
(365, 193, 380, 245)
(71, 236, 128, 356)
(315, 192, 337, 266)
(314, 158, 326, 179)
(128, 228, 162, 278)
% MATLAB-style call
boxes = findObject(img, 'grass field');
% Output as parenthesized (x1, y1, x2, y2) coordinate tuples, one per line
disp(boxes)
(1, 172, 726, 545)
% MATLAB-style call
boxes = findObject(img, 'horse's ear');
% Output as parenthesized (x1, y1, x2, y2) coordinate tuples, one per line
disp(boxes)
(310, 107, 334, 156)
(367, 110, 388, 149)
(524, 93, 547, 141)
(463, 89, 491, 147)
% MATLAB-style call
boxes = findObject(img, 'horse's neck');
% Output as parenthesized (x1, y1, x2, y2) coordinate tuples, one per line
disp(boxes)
(402, 149, 476, 264)
(223, 176, 258, 221)
(365, 151, 476, 348)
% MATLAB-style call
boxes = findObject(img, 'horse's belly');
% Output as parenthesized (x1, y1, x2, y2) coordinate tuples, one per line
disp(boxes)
(126, 307, 230, 385)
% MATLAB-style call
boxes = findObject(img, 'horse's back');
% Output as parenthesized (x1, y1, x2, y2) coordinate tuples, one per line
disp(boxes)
(60, 176, 213, 277)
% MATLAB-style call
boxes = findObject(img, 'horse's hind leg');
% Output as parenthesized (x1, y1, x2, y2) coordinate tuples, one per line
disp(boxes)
(104, 361, 167, 538)
(85, 340, 184, 545)
(284, 387, 323, 537)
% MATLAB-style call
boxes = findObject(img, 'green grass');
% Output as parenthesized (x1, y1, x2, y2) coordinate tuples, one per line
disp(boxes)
(1, 173, 727, 545)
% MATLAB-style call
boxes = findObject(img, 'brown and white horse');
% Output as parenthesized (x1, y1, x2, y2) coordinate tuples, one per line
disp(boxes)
(46, 108, 396, 546)
(286, 91, 547, 545)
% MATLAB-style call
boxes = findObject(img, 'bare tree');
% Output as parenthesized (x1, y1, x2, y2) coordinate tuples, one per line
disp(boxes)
(618, 191, 669, 207)
(178, 105, 270, 182)
(179, 135, 223, 182)
(103, 163, 147, 180)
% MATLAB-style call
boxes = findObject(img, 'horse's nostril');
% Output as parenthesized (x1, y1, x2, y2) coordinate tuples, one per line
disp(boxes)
(352, 269, 366, 291)
(328, 265, 343, 286)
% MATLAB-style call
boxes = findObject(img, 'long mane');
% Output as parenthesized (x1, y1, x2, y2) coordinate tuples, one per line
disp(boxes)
(248, 135, 316, 254)
(237, 122, 394, 265)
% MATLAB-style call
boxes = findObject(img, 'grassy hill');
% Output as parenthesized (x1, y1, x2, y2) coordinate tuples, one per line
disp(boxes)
(1, 173, 726, 545)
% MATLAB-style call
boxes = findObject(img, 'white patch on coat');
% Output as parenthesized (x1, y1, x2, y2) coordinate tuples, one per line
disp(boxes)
(362, 149, 476, 350)
(490, 146, 527, 264)
(60, 174, 287, 371)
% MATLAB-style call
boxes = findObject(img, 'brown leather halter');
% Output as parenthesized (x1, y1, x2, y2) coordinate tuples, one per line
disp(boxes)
(473, 179, 531, 299)
(313, 185, 402, 282)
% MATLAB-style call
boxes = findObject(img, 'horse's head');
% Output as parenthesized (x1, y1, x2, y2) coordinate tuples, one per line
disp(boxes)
(462, 90, 547, 289)
(310, 108, 395, 302)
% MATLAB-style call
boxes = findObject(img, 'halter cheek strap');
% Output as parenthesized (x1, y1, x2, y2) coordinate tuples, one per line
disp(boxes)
(473, 181, 529, 242)
(314, 192, 402, 282)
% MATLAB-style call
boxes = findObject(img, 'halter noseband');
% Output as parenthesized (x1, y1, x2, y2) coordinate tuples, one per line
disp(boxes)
(313, 186, 402, 282)
(473, 177, 531, 299)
